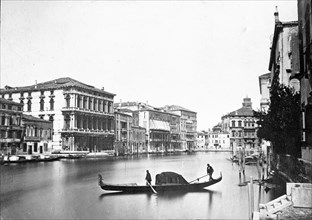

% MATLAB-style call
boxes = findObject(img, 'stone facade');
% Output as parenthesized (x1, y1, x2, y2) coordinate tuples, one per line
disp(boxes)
(0, 98, 23, 155)
(0, 77, 115, 152)
(20, 114, 53, 155)
(221, 97, 259, 155)
(269, 8, 300, 92)
(297, 0, 312, 162)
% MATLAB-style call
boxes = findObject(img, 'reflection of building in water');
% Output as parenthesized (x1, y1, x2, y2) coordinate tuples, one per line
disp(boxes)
(0, 77, 115, 152)
(221, 97, 259, 155)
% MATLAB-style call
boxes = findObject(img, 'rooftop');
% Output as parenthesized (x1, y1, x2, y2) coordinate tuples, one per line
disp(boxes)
(0, 77, 115, 96)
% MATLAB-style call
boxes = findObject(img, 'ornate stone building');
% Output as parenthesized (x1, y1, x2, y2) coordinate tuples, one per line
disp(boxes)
(0, 77, 115, 152)
(221, 97, 259, 155)
(116, 102, 182, 152)
(163, 105, 197, 151)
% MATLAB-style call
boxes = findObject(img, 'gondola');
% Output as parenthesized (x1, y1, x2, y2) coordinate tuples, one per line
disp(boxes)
(98, 171, 222, 193)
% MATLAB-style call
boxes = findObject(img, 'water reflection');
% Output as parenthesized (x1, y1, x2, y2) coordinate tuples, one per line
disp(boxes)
(1, 152, 284, 220)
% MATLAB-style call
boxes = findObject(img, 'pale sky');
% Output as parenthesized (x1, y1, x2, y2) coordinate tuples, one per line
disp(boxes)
(0, 0, 298, 130)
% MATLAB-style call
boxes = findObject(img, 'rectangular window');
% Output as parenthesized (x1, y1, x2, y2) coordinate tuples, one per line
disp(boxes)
(34, 143, 38, 152)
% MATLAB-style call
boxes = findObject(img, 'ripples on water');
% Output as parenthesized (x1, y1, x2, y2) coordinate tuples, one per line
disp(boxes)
(0, 152, 284, 219)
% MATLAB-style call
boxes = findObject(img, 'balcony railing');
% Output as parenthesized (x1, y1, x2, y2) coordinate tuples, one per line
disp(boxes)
(61, 107, 114, 116)
(61, 128, 114, 135)
(24, 136, 41, 141)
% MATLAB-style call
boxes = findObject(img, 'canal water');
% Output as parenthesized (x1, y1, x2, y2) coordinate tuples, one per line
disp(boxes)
(0, 152, 284, 219)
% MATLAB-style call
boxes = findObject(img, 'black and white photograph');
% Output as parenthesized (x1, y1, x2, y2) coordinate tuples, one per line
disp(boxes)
(0, 0, 311, 219)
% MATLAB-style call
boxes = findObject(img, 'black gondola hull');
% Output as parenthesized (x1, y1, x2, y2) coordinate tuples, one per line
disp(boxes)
(99, 175, 222, 193)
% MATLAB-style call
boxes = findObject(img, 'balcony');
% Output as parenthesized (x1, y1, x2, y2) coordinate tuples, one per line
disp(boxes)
(0, 138, 21, 142)
(61, 128, 114, 136)
(24, 136, 41, 141)
(61, 107, 114, 117)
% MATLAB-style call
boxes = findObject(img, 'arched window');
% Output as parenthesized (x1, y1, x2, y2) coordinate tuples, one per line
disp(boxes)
(65, 95, 70, 108)
(50, 98, 54, 111)
(40, 99, 44, 111)
(27, 100, 32, 112)
(231, 120, 235, 127)
(238, 120, 242, 127)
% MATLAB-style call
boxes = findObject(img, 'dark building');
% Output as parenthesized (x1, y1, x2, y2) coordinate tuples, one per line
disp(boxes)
(297, 0, 312, 161)
(0, 98, 23, 155)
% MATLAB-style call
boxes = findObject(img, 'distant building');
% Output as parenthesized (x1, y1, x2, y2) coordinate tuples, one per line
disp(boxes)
(0, 77, 115, 152)
(196, 130, 207, 150)
(21, 114, 53, 155)
(0, 98, 23, 155)
(207, 124, 230, 150)
(163, 105, 197, 151)
(297, 0, 312, 161)
(269, 7, 300, 91)
(258, 73, 271, 112)
(116, 102, 183, 152)
(114, 109, 132, 155)
(131, 124, 147, 154)
(221, 97, 259, 155)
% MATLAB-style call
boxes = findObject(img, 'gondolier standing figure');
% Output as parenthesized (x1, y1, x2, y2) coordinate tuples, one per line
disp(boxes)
(145, 170, 152, 185)
(207, 164, 214, 180)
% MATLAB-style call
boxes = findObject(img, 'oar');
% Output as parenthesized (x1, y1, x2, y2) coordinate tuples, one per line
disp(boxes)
(188, 174, 208, 184)
(147, 181, 157, 194)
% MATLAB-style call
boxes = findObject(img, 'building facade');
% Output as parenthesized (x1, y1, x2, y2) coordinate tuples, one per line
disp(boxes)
(297, 0, 312, 161)
(207, 125, 230, 150)
(163, 105, 197, 151)
(221, 97, 259, 155)
(114, 109, 132, 155)
(21, 114, 53, 155)
(258, 73, 271, 112)
(0, 98, 23, 155)
(0, 77, 115, 152)
(117, 102, 183, 152)
(196, 130, 208, 150)
(269, 8, 300, 92)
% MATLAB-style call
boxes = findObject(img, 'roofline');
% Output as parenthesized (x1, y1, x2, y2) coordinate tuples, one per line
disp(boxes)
(140, 108, 181, 117)
(268, 21, 298, 71)
(0, 78, 116, 96)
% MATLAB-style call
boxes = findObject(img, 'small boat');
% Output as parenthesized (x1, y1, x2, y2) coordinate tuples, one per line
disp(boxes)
(98, 171, 222, 193)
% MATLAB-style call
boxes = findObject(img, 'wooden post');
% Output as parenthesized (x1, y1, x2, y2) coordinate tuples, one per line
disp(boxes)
(248, 176, 254, 220)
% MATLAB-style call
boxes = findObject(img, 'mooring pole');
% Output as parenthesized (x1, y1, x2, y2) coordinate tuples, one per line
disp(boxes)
(248, 176, 254, 220)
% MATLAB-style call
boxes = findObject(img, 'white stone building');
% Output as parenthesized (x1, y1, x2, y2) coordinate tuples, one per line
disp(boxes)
(0, 77, 115, 152)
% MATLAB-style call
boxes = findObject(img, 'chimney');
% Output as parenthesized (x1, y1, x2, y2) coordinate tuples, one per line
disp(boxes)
(35, 80, 37, 89)
(101, 87, 104, 91)
(274, 6, 279, 23)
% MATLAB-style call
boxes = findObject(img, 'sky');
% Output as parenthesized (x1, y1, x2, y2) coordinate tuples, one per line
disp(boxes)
(0, 0, 298, 130)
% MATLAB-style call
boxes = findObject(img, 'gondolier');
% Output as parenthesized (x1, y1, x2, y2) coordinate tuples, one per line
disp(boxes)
(145, 170, 152, 185)
(207, 164, 214, 180)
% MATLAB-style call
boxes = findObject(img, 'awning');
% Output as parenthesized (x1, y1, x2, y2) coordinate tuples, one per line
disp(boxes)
(150, 120, 170, 131)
